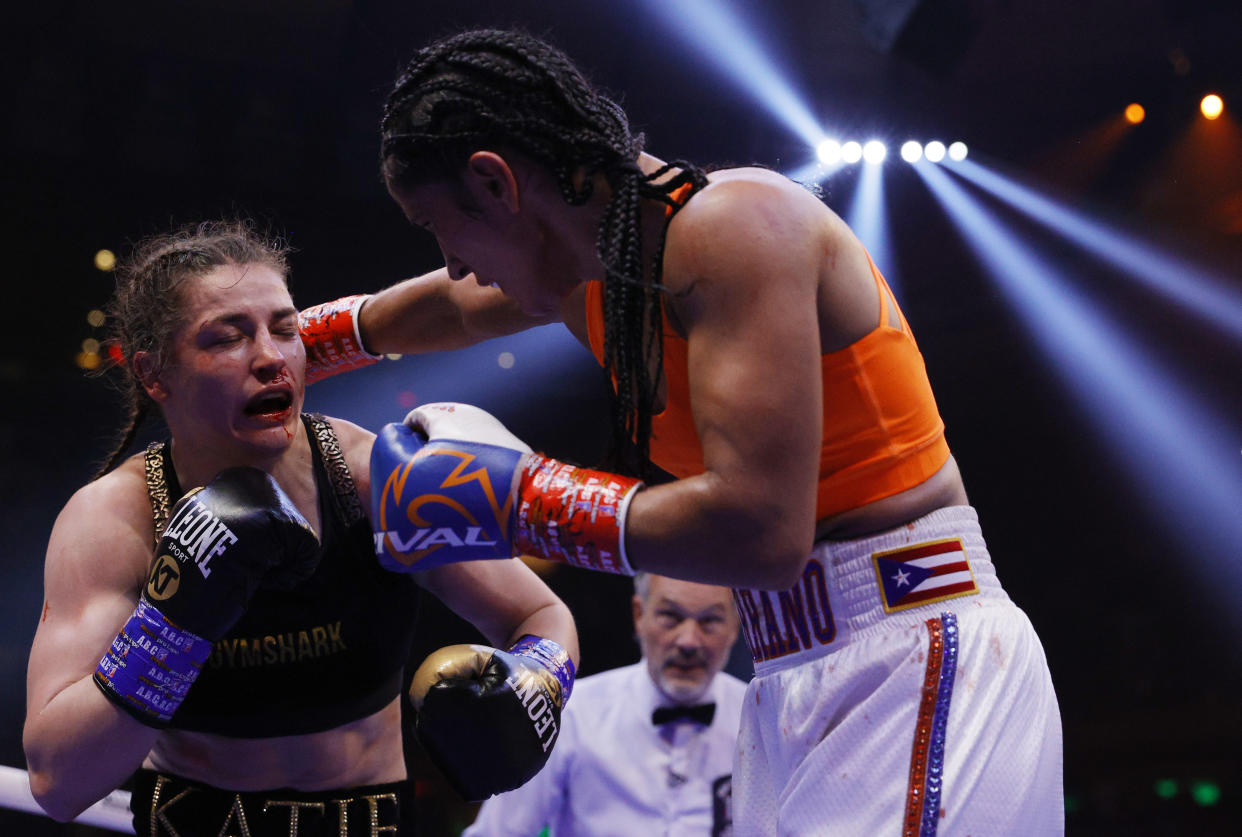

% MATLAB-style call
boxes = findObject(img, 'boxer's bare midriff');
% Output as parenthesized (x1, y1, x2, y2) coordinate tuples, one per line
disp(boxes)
(143, 698, 406, 790)
(814, 455, 970, 543)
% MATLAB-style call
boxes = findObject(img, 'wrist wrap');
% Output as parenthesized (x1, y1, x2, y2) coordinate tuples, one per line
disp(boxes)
(514, 454, 642, 576)
(508, 634, 577, 703)
(93, 599, 213, 727)
(299, 294, 382, 383)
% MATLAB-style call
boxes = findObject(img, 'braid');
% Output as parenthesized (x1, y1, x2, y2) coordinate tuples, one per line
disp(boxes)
(381, 29, 707, 478)
(93, 397, 150, 480)
(598, 163, 708, 476)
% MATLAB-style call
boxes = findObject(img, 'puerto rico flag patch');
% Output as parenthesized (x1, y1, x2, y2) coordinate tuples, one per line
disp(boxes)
(871, 538, 978, 613)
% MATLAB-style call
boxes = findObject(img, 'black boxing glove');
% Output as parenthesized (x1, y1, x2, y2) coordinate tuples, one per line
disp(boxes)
(94, 467, 320, 726)
(410, 635, 576, 801)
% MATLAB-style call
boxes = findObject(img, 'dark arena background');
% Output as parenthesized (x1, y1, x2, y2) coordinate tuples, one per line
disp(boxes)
(3, 1, 1241, 834)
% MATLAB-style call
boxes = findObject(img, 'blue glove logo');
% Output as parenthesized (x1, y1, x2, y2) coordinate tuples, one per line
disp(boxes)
(372, 423, 522, 571)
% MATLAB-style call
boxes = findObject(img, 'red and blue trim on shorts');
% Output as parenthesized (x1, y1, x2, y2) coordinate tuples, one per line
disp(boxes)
(903, 612, 959, 837)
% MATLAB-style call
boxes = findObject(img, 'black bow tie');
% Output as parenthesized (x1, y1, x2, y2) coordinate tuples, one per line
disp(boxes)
(652, 703, 716, 727)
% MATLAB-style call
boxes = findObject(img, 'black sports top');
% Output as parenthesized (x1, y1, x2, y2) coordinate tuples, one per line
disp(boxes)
(144, 414, 420, 738)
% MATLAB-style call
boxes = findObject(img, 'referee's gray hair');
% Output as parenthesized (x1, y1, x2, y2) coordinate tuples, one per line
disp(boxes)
(633, 571, 651, 601)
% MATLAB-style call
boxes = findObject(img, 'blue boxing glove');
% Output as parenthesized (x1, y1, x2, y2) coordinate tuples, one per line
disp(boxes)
(372, 402, 642, 574)
(371, 404, 531, 572)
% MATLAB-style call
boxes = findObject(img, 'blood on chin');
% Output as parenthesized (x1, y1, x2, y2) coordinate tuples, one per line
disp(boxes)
(239, 407, 298, 441)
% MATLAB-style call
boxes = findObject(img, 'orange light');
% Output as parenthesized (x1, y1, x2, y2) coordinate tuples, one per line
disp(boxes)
(1201, 94, 1223, 120)
(1124, 103, 1145, 124)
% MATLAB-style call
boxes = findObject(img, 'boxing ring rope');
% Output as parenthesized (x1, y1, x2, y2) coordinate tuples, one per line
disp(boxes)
(0, 765, 134, 833)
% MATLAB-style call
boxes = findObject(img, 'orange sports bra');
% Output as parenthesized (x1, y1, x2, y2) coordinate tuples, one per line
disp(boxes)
(583, 209, 950, 520)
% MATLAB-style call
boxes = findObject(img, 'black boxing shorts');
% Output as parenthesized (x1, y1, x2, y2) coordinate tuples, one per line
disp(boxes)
(129, 769, 415, 836)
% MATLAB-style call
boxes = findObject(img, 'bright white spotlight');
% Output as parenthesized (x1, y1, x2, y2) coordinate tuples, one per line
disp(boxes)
(924, 141, 946, 162)
(900, 141, 923, 163)
(862, 140, 887, 164)
(816, 139, 842, 165)
(948, 141, 968, 161)
(841, 141, 863, 163)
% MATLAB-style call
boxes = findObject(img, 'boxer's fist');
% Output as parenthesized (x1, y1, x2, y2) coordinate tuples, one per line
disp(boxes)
(410, 636, 574, 801)
(371, 406, 530, 572)
(94, 468, 320, 726)
(148, 466, 321, 640)
(373, 402, 641, 575)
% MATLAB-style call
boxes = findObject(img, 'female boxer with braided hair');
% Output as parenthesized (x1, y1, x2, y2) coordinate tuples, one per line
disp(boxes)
(305, 28, 1063, 835)
(25, 219, 579, 835)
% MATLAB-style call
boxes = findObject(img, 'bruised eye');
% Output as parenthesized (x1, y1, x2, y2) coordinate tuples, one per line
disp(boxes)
(206, 332, 241, 346)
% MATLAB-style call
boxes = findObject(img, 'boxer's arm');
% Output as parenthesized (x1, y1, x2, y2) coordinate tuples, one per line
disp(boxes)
(24, 477, 161, 821)
(621, 176, 826, 589)
(359, 267, 555, 355)
(336, 413, 579, 672)
(415, 558, 578, 662)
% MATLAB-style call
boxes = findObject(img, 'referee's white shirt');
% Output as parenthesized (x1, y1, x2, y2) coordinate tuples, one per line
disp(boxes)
(465, 661, 748, 837)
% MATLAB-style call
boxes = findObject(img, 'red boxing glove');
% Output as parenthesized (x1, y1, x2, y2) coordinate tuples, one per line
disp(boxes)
(299, 295, 383, 383)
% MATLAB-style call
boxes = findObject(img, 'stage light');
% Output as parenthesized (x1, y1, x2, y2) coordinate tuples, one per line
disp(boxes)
(94, 249, 116, 272)
(842, 141, 863, 163)
(945, 157, 1242, 343)
(86, 309, 105, 327)
(900, 141, 923, 162)
(862, 140, 887, 164)
(1200, 94, 1223, 120)
(1153, 779, 1178, 799)
(924, 141, 946, 162)
(846, 160, 900, 298)
(948, 141, 968, 161)
(75, 351, 101, 370)
(81, 338, 100, 354)
(1124, 103, 1145, 124)
(1190, 780, 1221, 807)
(498, 351, 515, 369)
(817, 139, 842, 165)
(915, 162, 1242, 631)
(640, 0, 827, 146)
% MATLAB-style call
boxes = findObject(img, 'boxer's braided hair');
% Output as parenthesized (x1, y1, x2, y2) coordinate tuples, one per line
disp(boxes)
(380, 29, 707, 478)
(94, 220, 290, 478)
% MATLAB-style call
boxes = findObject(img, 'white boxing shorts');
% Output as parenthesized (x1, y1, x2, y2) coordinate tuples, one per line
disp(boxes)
(731, 506, 1063, 836)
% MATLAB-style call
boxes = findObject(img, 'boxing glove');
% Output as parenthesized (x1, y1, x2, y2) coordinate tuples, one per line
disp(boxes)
(372, 402, 642, 575)
(410, 635, 575, 801)
(94, 467, 320, 726)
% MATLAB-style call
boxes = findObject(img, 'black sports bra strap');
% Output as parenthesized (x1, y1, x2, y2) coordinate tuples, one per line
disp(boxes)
(144, 441, 172, 548)
(304, 413, 365, 527)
